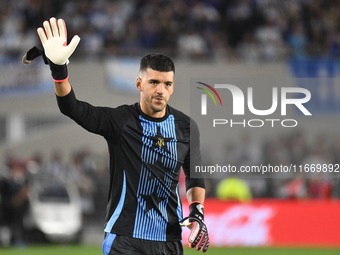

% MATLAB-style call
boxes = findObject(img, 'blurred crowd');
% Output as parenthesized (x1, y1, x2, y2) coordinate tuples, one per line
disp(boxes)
(1, 0, 340, 62)
(0, 147, 110, 246)
(209, 130, 340, 201)
(0, 130, 338, 212)
(0, 147, 111, 246)
(1, 130, 339, 245)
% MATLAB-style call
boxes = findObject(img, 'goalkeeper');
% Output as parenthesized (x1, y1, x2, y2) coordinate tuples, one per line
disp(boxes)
(25, 17, 209, 254)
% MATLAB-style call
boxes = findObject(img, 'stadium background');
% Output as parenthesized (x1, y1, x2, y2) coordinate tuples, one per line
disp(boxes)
(1, 0, 340, 254)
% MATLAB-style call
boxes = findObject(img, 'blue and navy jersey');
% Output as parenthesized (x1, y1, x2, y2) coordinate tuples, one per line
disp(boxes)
(57, 89, 204, 241)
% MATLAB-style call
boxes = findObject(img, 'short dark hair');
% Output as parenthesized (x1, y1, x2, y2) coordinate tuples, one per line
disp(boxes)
(139, 53, 175, 74)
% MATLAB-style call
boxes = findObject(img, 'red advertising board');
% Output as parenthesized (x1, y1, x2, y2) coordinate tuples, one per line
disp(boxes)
(181, 199, 340, 247)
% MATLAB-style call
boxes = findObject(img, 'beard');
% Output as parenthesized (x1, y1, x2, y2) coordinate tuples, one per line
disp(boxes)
(145, 94, 167, 113)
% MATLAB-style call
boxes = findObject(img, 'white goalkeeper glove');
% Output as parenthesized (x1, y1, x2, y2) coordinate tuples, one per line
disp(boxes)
(180, 202, 209, 253)
(36, 17, 80, 81)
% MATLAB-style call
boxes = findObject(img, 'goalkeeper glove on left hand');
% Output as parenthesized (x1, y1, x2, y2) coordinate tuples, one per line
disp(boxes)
(180, 202, 209, 253)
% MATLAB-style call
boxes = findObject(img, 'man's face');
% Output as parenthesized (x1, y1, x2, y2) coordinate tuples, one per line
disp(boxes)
(136, 68, 174, 118)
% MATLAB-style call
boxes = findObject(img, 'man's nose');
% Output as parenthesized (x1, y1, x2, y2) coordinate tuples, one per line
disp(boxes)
(156, 84, 165, 93)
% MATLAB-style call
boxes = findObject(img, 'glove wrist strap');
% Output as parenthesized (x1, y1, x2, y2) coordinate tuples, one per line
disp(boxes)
(49, 60, 68, 82)
(189, 202, 204, 220)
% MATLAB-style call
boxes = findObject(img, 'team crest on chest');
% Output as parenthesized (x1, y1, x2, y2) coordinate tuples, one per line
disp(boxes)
(156, 137, 165, 147)
(150, 126, 173, 152)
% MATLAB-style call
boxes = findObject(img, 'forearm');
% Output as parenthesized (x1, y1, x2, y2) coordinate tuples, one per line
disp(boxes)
(54, 80, 71, 97)
(55, 85, 110, 137)
(186, 186, 205, 204)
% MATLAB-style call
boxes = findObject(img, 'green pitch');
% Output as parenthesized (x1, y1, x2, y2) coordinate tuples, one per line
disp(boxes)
(1, 245, 340, 255)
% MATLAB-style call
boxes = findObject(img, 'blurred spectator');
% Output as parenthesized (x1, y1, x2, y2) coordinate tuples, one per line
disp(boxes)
(0, 159, 29, 247)
(217, 140, 240, 167)
(238, 132, 263, 168)
(238, 32, 261, 63)
(68, 151, 95, 216)
(255, 19, 286, 61)
(225, 0, 257, 49)
(308, 173, 332, 199)
(287, 20, 308, 59)
(288, 130, 309, 166)
(332, 137, 340, 165)
(80, 26, 105, 60)
(178, 28, 209, 58)
(46, 149, 65, 178)
(26, 152, 44, 175)
(2, 0, 340, 60)
(283, 174, 307, 199)
(302, 134, 332, 179)
(264, 135, 291, 168)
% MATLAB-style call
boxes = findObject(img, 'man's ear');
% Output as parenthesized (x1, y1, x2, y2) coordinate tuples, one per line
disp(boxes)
(136, 77, 142, 92)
